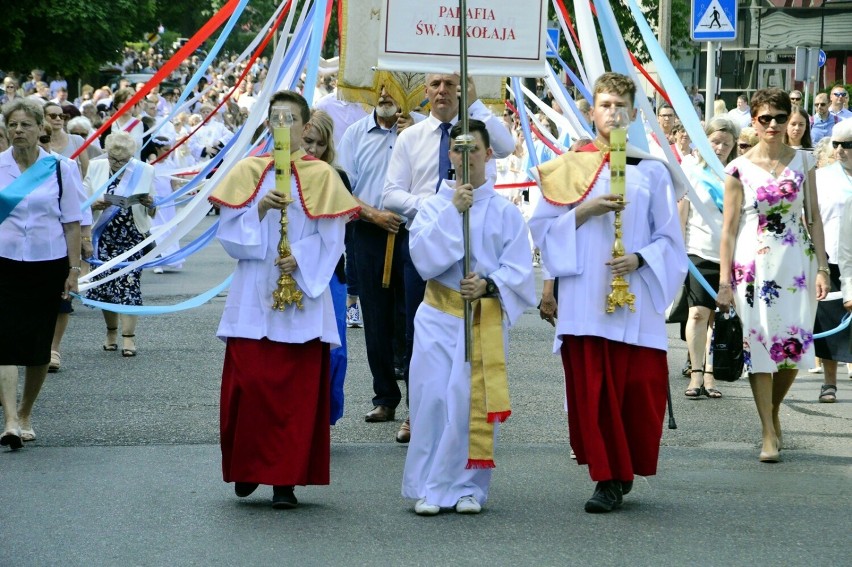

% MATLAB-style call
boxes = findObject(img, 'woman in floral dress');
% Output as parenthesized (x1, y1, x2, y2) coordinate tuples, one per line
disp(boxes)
(718, 88, 829, 463)
(85, 132, 156, 357)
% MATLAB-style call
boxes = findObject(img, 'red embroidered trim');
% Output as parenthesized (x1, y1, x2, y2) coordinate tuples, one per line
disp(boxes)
(208, 160, 275, 209)
(487, 410, 512, 423)
(292, 164, 360, 220)
(465, 459, 496, 470)
(540, 150, 609, 207)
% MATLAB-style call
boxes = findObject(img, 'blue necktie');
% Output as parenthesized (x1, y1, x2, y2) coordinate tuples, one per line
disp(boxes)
(436, 122, 452, 191)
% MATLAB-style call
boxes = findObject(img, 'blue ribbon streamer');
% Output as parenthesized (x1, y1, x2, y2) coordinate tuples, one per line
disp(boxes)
(626, 0, 723, 179)
(546, 36, 592, 104)
(74, 274, 232, 315)
(544, 66, 594, 138)
(511, 78, 540, 169)
(0, 155, 58, 224)
(88, 219, 218, 269)
(687, 261, 850, 338)
(302, 0, 329, 107)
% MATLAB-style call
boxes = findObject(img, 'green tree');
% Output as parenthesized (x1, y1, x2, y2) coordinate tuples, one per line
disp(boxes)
(0, 0, 156, 76)
(551, 0, 695, 66)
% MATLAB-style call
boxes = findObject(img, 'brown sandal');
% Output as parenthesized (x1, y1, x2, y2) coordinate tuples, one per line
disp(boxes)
(103, 327, 118, 351)
(122, 334, 136, 357)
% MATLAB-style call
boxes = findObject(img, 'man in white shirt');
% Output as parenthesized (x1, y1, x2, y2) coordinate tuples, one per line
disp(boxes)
(828, 85, 852, 120)
(727, 95, 752, 129)
(338, 86, 415, 435)
(382, 73, 514, 428)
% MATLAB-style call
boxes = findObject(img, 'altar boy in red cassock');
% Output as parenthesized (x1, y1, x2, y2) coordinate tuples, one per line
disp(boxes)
(210, 90, 359, 509)
(529, 73, 687, 513)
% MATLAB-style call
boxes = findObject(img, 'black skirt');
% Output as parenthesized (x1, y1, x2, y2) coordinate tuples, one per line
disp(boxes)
(686, 255, 720, 310)
(813, 264, 852, 362)
(0, 256, 68, 366)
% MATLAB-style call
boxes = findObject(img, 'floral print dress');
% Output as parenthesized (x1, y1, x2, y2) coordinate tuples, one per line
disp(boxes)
(725, 153, 817, 372)
(86, 178, 145, 306)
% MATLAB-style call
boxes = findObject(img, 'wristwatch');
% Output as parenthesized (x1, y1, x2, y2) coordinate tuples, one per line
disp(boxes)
(483, 277, 498, 297)
(635, 252, 646, 268)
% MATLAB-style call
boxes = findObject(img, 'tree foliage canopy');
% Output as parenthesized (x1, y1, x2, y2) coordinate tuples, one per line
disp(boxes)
(0, 0, 156, 76)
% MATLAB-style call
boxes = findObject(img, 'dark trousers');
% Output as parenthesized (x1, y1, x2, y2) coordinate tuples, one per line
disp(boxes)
(354, 221, 408, 408)
(344, 222, 359, 297)
(401, 231, 427, 384)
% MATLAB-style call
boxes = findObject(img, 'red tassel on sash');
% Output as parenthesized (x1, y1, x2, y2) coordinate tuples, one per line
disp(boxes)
(466, 459, 496, 470)
(487, 410, 512, 423)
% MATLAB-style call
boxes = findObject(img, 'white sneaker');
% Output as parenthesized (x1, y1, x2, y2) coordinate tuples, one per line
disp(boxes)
(153, 267, 164, 274)
(455, 495, 481, 514)
(414, 499, 440, 516)
(808, 366, 823, 374)
(346, 303, 363, 328)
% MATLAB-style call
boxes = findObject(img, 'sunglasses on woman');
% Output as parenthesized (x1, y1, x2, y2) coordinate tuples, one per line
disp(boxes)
(738, 143, 753, 150)
(755, 113, 788, 126)
(832, 141, 852, 149)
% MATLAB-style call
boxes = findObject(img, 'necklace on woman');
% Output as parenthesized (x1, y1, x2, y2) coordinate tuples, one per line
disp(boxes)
(768, 156, 782, 178)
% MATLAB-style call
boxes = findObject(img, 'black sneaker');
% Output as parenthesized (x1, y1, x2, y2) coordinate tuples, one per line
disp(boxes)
(584, 481, 623, 513)
(272, 485, 298, 509)
(234, 482, 259, 498)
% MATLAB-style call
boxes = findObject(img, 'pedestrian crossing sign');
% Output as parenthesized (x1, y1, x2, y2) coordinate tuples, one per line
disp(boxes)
(691, 0, 738, 42)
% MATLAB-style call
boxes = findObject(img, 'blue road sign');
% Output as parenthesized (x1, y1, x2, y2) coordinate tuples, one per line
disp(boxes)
(692, 0, 738, 42)
(818, 49, 826, 68)
(546, 28, 560, 58)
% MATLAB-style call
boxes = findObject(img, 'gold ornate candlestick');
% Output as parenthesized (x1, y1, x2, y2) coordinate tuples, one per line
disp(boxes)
(605, 110, 635, 314)
(270, 105, 303, 311)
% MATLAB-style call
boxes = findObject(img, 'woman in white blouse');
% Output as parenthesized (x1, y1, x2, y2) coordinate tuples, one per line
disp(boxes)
(0, 98, 83, 449)
(678, 117, 739, 399)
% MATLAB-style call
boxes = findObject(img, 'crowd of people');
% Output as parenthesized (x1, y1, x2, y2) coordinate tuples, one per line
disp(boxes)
(1, 54, 851, 518)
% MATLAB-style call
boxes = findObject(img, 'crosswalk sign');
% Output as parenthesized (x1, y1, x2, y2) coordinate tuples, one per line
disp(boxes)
(692, 0, 737, 42)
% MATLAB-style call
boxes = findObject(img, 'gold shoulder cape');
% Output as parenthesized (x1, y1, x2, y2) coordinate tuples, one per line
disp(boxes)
(536, 143, 608, 206)
(210, 149, 360, 219)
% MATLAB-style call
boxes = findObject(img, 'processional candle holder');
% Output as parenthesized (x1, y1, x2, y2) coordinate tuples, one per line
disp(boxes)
(270, 105, 303, 311)
(605, 109, 636, 314)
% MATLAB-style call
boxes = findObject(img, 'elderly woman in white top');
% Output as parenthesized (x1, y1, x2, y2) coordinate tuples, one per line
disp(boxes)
(812, 120, 852, 402)
(678, 117, 740, 398)
(84, 132, 155, 357)
(0, 98, 83, 449)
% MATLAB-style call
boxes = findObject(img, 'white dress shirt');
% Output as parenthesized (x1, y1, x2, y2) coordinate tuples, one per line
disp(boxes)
(382, 100, 514, 227)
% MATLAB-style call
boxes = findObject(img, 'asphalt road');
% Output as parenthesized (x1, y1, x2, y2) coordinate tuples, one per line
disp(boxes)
(2, 215, 850, 566)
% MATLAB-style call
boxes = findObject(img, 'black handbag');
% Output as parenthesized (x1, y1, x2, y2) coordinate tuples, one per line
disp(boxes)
(712, 308, 744, 382)
(665, 276, 689, 324)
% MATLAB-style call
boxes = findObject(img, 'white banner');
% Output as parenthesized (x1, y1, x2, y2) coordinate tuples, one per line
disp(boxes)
(379, 0, 548, 77)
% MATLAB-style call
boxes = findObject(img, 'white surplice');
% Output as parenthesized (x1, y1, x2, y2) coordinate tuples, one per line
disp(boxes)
(215, 173, 346, 348)
(529, 159, 687, 353)
(401, 179, 536, 507)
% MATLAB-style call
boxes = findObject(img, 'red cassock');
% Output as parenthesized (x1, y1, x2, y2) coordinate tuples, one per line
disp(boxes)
(220, 337, 330, 486)
(560, 335, 668, 482)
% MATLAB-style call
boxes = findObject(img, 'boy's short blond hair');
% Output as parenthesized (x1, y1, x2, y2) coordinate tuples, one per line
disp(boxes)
(593, 72, 636, 105)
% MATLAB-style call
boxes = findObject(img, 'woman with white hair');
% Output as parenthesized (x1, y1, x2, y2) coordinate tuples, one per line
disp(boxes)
(812, 119, 852, 402)
(66, 116, 102, 159)
(84, 131, 155, 357)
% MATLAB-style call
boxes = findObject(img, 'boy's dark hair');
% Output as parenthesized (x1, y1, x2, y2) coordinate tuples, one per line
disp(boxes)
(268, 90, 310, 124)
(450, 119, 490, 149)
